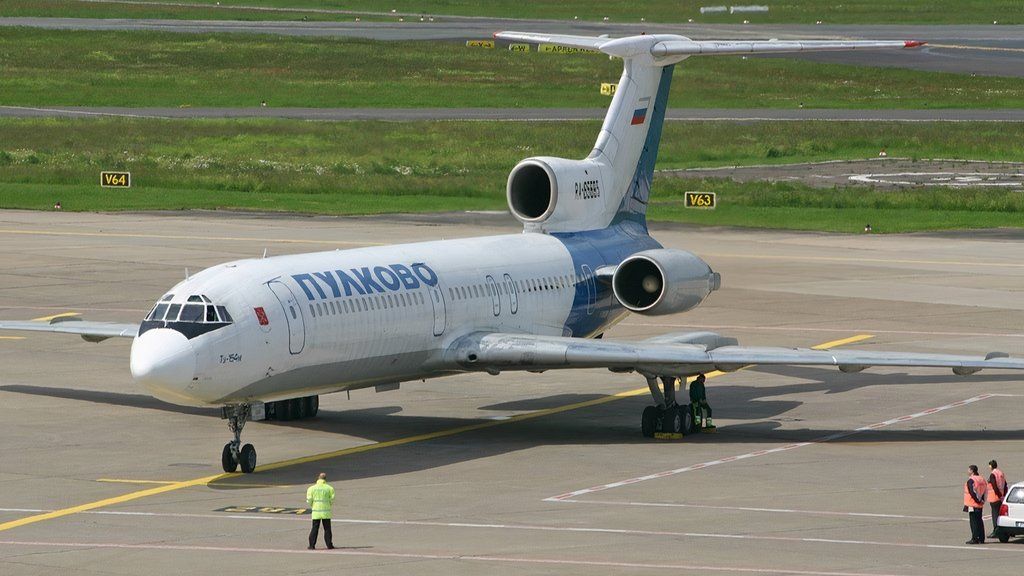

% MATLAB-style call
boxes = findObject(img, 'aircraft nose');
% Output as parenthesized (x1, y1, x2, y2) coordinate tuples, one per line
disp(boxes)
(130, 328, 197, 402)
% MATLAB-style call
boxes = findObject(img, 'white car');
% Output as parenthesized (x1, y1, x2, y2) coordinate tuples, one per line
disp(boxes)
(995, 481, 1024, 543)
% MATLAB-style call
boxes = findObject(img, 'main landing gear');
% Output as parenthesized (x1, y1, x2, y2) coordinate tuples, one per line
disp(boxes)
(265, 396, 319, 421)
(221, 404, 257, 474)
(640, 375, 696, 438)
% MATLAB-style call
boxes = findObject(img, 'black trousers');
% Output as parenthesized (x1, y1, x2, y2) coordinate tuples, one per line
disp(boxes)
(990, 501, 1002, 532)
(309, 518, 333, 548)
(968, 508, 985, 542)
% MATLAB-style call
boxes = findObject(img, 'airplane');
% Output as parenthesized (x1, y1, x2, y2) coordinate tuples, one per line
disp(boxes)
(2, 32, 1022, 475)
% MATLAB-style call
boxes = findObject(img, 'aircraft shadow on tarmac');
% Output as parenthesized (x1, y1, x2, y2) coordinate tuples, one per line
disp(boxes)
(4, 372, 1023, 487)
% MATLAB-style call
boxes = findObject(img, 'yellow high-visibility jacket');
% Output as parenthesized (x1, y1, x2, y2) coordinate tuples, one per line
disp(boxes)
(306, 479, 335, 520)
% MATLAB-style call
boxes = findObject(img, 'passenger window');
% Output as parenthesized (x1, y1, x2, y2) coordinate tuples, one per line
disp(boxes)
(167, 304, 181, 321)
(180, 304, 204, 322)
(216, 306, 232, 322)
(309, 304, 315, 316)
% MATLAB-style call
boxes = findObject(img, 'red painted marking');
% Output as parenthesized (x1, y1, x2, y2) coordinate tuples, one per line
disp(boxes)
(254, 307, 269, 326)
(904, 40, 926, 48)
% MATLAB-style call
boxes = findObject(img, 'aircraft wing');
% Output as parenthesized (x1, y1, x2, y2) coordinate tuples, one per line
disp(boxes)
(0, 318, 139, 342)
(446, 332, 1024, 377)
(495, 31, 924, 60)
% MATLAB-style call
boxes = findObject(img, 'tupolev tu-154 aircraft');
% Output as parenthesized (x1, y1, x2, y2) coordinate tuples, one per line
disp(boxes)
(3, 32, 1022, 474)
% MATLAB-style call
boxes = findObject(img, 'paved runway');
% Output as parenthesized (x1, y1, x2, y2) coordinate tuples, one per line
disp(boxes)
(0, 210, 1022, 575)
(3, 17, 1024, 77)
(3, 105, 1024, 121)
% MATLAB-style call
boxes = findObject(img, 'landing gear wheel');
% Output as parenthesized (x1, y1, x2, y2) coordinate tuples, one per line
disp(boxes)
(303, 396, 319, 418)
(221, 442, 238, 473)
(661, 406, 682, 434)
(296, 397, 309, 419)
(998, 530, 1010, 543)
(239, 443, 257, 474)
(641, 406, 659, 438)
(682, 404, 697, 435)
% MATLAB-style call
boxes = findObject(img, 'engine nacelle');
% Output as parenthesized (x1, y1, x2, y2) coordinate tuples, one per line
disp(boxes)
(506, 156, 611, 232)
(612, 249, 720, 316)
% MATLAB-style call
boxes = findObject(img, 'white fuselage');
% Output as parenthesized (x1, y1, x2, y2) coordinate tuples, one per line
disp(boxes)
(130, 231, 639, 407)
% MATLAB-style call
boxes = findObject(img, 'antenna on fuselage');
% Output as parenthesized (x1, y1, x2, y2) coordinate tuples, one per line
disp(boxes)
(262, 248, 268, 259)
(185, 268, 190, 279)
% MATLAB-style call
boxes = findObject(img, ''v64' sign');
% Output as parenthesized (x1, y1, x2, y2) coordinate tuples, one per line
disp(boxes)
(100, 172, 131, 188)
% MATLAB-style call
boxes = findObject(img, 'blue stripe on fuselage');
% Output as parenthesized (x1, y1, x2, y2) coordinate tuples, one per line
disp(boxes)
(553, 221, 661, 338)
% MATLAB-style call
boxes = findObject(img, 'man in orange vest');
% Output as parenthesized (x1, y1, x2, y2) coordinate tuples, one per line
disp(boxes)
(964, 464, 988, 544)
(987, 459, 1009, 539)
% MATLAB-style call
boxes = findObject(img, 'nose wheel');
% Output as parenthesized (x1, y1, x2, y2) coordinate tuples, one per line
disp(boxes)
(221, 404, 257, 473)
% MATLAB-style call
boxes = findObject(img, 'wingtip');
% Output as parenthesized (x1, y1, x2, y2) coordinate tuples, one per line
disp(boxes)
(904, 40, 927, 48)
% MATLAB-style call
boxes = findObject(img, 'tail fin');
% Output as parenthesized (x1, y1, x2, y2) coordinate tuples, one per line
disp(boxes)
(496, 32, 923, 233)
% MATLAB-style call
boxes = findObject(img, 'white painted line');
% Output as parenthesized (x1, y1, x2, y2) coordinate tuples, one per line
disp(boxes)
(547, 394, 996, 501)
(554, 500, 959, 522)
(620, 321, 1024, 339)
(0, 509, 1011, 553)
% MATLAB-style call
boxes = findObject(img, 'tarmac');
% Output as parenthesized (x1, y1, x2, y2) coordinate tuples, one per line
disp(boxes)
(1, 209, 1023, 575)
(4, 106, 1024, 122)
(2, 17, 1024, 77)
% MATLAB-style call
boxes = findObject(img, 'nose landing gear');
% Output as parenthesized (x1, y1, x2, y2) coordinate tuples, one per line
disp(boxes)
(221, 404, 257, 473)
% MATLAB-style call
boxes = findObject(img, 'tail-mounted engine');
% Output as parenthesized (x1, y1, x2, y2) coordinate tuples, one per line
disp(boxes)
(507, 157, 611, 232)
(612, 249, 720, 316)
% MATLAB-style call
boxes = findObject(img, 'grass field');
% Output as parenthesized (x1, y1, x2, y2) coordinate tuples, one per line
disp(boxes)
(3, 29, 1024, 109)
(5, 0, 1023, 24)
(1, 117, 1022, 233)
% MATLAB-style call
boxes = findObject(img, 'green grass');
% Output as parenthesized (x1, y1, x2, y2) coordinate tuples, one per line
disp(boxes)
(5, 0, 1023, 24)
(3, 29, 1024, 109)
(1, 117, 1023, 232)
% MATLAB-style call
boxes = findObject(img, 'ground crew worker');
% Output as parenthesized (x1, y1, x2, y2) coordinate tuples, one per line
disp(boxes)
(987, 459, 1009, 539)
(306, 472, 335, 549)
(964, 464, 988, 544)
(689, 373, 713, 428)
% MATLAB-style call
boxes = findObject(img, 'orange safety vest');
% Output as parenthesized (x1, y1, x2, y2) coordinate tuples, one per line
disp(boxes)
(988, 469, 1008, 503)
(964, 474, 987, 509)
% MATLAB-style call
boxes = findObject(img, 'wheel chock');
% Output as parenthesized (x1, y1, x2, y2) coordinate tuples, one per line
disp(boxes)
(654, 432, 684, 440)
(701, 426, 717, 433)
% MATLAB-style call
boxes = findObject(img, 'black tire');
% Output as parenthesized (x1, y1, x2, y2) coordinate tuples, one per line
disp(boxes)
(308, 395, 319, 418)
(681, 404, 696, 435)
(998, 530, 1010, 543)
(662, 406, 682, 434)
(296, 397, 308, 419)
(221, 443, 238, 473)
(239, 443, 257, 474)
(280, 399, 296, 421)
(641, 406, 658, 438)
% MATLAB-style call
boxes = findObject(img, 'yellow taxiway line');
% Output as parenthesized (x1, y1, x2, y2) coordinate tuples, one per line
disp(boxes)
(0, 334, 873, 533)
(0, 228, 384, 248)
(30, 312, 81, 322)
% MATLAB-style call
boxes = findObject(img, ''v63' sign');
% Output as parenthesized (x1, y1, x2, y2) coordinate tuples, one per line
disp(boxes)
(684, 192, 716, 209)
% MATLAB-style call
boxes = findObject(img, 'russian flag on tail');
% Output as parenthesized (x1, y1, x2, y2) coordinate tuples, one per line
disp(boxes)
(631, 96, 651, 125)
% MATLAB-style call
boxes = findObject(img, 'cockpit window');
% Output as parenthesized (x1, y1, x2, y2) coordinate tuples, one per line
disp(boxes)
(216, 306, 232, 322)
(180, 304, 204, 322)
(152, 303, 169, 320)
(205, 305, 218, 322)
(187, 295, 203, 303)
(161, 294, 174, 302)
(166, 303, 181, 321)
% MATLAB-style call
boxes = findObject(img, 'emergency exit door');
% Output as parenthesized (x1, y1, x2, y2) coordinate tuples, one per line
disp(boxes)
(267, 280, 306, 354)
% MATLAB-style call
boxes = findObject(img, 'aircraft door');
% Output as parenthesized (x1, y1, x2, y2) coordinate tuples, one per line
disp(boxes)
(429, 286, 446, 336)
(485, 275, 501, 316)
(267, 280, 306, 355)
(581, 264, 596, 315)
(503, 273, 518, 315)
